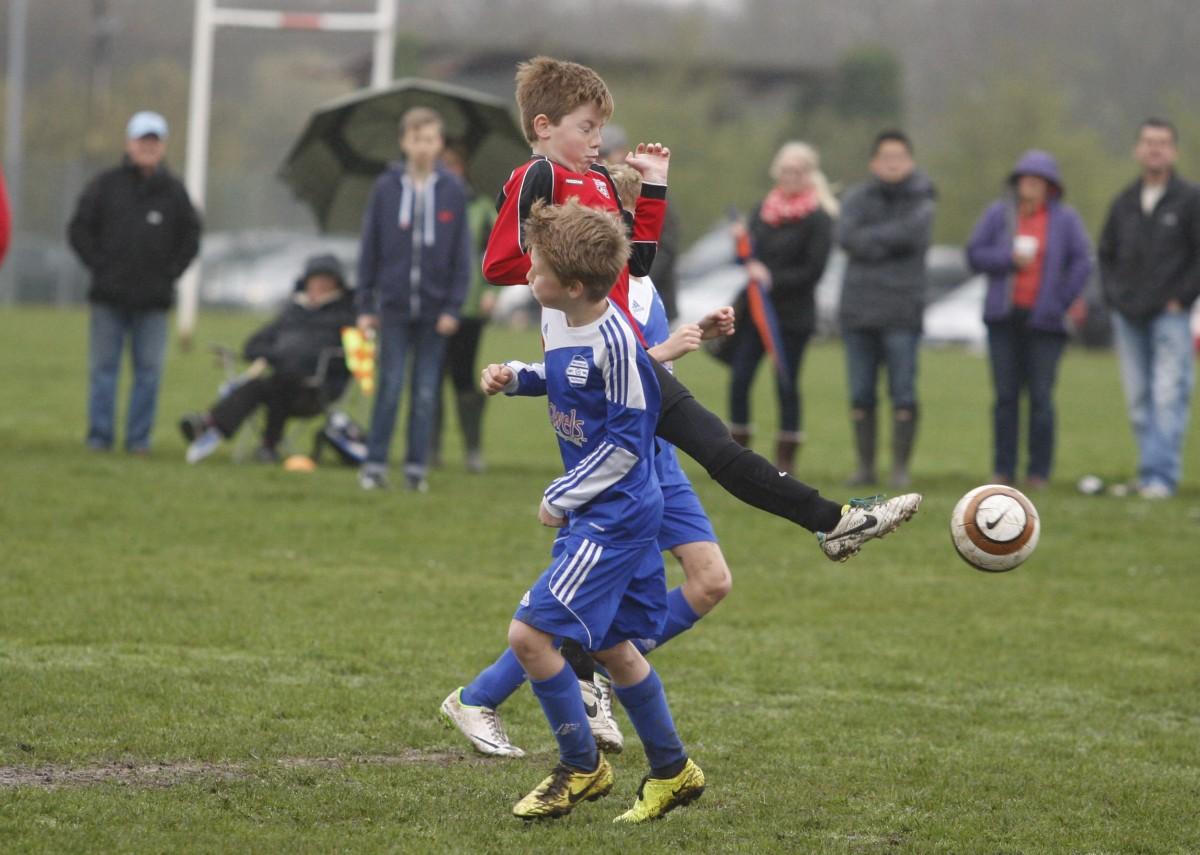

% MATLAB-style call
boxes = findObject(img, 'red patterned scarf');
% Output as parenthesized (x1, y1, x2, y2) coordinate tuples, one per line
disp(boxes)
(759, 187, 820, 226)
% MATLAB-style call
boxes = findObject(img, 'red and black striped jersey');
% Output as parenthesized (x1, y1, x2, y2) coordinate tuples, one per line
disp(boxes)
(481, 155, 667, 336)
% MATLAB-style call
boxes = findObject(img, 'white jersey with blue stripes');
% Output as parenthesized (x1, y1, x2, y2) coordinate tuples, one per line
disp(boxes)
(504, 302, 663, 545)
(626, 276, 689, 490)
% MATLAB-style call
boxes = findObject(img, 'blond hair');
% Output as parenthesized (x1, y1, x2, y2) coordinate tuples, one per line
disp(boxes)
(770, 141, 840, 217)
(606, 163, 642, 211)
(400, 106, 443, 137)
(524, 199, 630, 302)
(515, 56, 614, 144)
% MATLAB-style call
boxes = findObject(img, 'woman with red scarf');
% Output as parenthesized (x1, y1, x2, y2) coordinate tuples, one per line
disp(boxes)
(728, 142, 836, 473)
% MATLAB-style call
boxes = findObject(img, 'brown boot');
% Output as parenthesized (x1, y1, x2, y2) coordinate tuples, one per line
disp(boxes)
(775, 431, 802, 474)
(729, 423, 752, 448)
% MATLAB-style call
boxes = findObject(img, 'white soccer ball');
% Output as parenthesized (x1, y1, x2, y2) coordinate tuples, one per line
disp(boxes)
(950, 484, 1040, 572)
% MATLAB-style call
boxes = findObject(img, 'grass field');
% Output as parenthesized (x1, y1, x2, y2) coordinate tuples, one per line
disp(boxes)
(1, 306, 1198, 854)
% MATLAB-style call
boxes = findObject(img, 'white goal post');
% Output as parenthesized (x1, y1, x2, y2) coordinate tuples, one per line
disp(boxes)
(178, 0, 396, 346)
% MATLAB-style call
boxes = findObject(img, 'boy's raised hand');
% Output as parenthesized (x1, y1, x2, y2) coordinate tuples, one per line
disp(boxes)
(625, 142, 670, 185)
(699, 306, 736, 340)
(480, 363, 514, 396)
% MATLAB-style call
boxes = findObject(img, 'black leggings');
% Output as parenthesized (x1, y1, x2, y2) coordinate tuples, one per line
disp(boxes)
(650, 360, 842, 533)
(209, 375, 324, 449)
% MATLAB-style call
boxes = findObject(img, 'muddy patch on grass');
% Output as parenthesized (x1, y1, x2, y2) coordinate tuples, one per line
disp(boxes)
(0, 749, 498, 789)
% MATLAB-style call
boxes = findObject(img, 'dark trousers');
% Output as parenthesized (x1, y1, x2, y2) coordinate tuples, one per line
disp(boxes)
(843, 327, 920, 412)
(444, 318, 484, 393)
(728, 328, 811, 433)
(431, 318, 487, 456)
(209, 375, 322, 449)
(987, 313, 1067, 480)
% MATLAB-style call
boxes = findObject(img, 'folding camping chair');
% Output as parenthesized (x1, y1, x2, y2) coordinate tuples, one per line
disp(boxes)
(207, 337, 371, 464)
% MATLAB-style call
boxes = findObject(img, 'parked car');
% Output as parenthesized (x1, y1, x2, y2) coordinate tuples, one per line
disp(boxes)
(676, 220, 974, 340)
(677, 220, 1112, 349)
(199, 230, 359, 310)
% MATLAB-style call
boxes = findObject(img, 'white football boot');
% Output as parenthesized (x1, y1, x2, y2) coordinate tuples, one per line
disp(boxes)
(818, 493, 923, 562)
(581, 677, 624, 754)
(440, 688, 525, 758)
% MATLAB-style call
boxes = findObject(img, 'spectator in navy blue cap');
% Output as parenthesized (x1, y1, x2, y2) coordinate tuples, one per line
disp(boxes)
(68, 110, 202, 455)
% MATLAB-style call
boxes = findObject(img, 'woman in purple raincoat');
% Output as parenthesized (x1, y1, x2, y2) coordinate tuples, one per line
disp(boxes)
(966, 150, 1093, 488)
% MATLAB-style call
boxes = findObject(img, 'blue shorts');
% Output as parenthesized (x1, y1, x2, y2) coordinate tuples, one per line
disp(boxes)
(657, 481, 717, 552)
(515, 533, 666, 652)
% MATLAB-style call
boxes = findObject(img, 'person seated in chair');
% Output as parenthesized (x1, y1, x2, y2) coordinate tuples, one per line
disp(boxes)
(180, 253, 356, 464)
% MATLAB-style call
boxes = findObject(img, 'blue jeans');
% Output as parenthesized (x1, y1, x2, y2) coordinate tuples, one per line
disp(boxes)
(986, 314, 1067, 480)
(1112, 310, 1195, 492)
(87, 303, 168, 451)
(728, 328, 811, 434)
(365, 317, 448, 475)
(843, 327, 920, 412)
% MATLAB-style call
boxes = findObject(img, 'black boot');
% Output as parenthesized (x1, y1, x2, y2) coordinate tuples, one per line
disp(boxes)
(729, 424, 752, 448)
(891, 408, 917, 488)
(456, 390, 487, 473)
(846, 408, 876, 487)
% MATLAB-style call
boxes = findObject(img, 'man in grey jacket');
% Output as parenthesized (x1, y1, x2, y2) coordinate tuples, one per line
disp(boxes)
(836, 130, 936, 488)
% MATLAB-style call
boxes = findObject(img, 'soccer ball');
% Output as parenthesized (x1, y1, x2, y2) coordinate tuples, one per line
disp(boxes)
(950, 484, 1040, 572)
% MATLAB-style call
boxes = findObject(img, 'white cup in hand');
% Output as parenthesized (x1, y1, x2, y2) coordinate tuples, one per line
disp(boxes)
(1014, 234, 1039, 261)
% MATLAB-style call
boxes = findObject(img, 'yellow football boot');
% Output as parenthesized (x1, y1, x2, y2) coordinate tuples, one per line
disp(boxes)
(612, 758, 705, 824)
(512, 755, 614, 820)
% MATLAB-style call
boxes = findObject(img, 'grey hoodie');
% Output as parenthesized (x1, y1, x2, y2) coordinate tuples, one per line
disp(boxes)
(836, 169, 937, 330)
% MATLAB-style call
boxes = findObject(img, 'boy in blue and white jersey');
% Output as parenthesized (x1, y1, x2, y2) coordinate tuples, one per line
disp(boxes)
(485, 199, 704, 823)
(442, 168, 734, 759)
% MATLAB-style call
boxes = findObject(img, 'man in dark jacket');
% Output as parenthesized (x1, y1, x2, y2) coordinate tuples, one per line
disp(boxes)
(179, 254, 356, 464)
(836, 130, 936, 488)
(68, 111, 202, 454)
(1099, 118, 1200, 499)
(355, 107, 469, 492)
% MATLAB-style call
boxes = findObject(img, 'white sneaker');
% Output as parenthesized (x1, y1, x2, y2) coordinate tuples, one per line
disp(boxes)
(439, 688, 524, 757)
(818, 493, 922, 562)
(580, 677, 623, 754)
(358, 467, 388, 490)
(1138, 482, 1172, 500)
(185, 428, 222, 464)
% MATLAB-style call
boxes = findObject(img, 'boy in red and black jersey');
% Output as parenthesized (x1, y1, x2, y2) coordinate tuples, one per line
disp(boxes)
(483, 55, 922, 562)
(484, 154, 666, 333)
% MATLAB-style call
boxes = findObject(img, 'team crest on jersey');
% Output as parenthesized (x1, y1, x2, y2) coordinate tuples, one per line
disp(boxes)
(592, 178, 611, 199)
(549, 402, 587, 446)
(565, 354, 590, 387)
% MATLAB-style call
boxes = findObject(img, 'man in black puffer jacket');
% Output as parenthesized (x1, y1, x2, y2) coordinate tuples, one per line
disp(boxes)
(179, 254, 356, 464)
(68, 111, 202, 454)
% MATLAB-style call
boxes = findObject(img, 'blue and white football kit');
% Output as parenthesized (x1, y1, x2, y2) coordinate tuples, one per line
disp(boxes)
(625, 276, 718, 552)
(506, 303, 667, 652)
(457, 279, 719, 715)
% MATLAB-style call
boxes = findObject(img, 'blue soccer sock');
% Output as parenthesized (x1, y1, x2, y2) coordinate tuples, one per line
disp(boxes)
(613, 666, 686, 776)
(530, 661, 598, 772)
(633, 587, 702, 655)
(461, 649, 526, 710)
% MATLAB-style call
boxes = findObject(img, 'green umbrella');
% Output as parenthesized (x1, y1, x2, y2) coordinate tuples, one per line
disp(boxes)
(279, 78, 529, 234)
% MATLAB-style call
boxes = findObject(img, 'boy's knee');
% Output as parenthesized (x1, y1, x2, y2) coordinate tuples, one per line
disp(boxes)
(593, 641, 639, 674)
(507, 620, 542, 659)
(676, 543, 732, 608)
